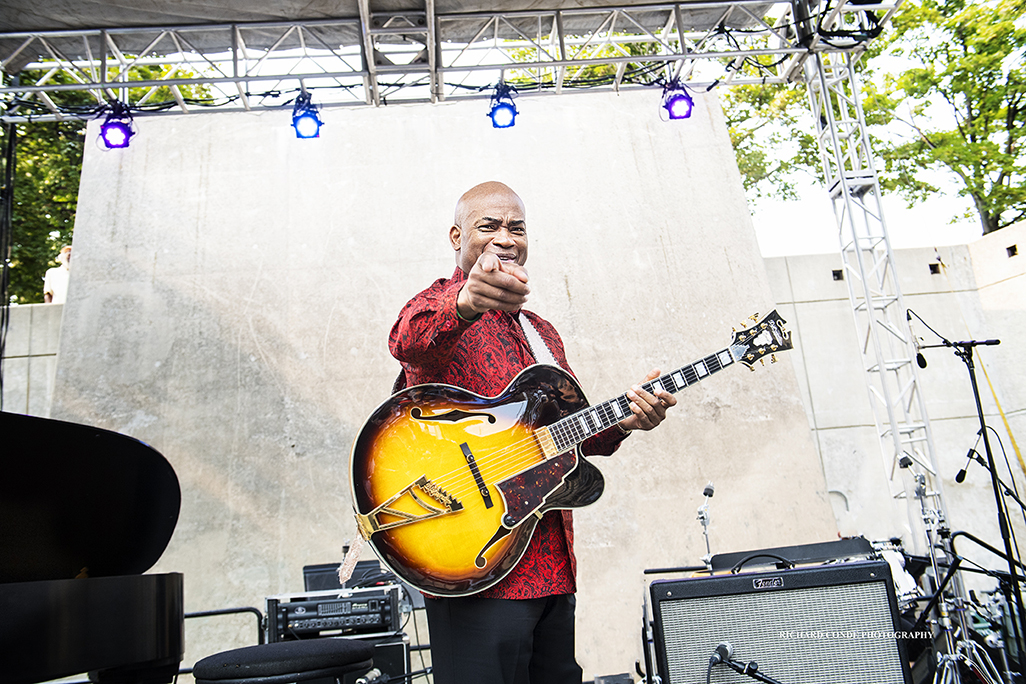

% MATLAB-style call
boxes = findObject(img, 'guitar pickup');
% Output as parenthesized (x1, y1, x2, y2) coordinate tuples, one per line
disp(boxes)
(460, 442, 494, 508)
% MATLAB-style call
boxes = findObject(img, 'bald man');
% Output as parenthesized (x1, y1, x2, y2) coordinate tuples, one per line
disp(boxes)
(388, 181, 675, 684)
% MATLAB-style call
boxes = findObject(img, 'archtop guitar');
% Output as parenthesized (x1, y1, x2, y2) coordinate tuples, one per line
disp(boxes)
(349, 310, 792, 596)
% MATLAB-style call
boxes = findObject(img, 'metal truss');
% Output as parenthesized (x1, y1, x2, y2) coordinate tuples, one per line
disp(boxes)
(0, 0, 935, 547)
(805, 48, 946, 549)
(0, 0, 900, 122)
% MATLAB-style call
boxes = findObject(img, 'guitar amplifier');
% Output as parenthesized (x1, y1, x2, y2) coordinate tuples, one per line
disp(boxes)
(650, 561, 913, 684)
(266, 584, 401, 642)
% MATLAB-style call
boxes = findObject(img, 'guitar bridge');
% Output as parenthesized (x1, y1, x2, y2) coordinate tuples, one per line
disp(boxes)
(355, 476, 463, 539)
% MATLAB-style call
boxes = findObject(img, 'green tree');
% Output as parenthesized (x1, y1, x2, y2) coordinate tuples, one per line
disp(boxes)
(506, 36, 665, 90)
(2, 119, 84, 304)
(3, 63, 215, 303)
(721, 82, 819, 201)
(864, 0, 1026, 234)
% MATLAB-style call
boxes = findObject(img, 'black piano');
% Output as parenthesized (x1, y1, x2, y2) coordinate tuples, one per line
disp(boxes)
(0, 411, 184, 683)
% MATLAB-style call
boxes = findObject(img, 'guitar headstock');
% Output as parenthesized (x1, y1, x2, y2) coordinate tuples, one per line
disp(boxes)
(729, 310, 793, 370)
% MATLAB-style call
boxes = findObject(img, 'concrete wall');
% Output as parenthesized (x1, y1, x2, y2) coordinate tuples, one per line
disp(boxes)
(1, 303, 63, 415)
(48, 89, 835, 676)
(764, 222, 1026, 591)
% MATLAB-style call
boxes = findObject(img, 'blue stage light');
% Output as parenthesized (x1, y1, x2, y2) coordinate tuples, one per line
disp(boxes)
(99, 102, 136, 149)
(661, 82, 694, 120)
(489, 101, 517, 128)
(488, 83, 518, 128)
(292, 92, 323, 139)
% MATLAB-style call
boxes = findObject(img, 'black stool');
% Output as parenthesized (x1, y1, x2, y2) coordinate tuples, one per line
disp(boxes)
(193, 638, 375, 684)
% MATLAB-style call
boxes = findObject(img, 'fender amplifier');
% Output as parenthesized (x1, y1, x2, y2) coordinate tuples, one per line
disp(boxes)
(650, 560, 912, 684)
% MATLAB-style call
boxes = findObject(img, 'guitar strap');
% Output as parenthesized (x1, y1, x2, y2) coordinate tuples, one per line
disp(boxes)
(518, 312, 559, 367)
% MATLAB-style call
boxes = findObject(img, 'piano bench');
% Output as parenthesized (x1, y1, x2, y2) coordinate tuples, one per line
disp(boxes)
(193, 638, 374, 684)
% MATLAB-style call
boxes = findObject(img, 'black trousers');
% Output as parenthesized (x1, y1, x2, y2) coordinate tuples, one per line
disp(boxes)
(424, 594, 583, 684)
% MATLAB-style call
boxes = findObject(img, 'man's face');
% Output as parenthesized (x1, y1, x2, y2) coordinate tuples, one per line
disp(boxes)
(450, 187, 528, 274)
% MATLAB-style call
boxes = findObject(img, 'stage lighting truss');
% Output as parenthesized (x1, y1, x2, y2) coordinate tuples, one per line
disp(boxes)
(0, 0, 903, 122)
(291, 92, 323, 138)
(98, 101, 136, 149)
(660, 81, 694, 120)
(487, 82, 518, 128)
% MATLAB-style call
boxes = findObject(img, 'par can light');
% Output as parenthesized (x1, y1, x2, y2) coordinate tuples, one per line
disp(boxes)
(292, 92, 323, 139)
(488, 83, 518, 129)
(661, 82, 694, 121)
(98, 101, 136, 149)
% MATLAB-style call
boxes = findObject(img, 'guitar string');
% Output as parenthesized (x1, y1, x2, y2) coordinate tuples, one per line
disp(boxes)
(426, 390, 648, 502)
(419, 401, 620, 501)
(417, 361, 716, 501)
(405, 387, 631, 493)
(419, 378, 660, 501)
(403, 349, 741, 502)
(422, 375, 656, 495)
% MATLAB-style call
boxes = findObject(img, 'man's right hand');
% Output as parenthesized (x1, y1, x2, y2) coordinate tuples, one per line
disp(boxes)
(456, 253, 530, 320)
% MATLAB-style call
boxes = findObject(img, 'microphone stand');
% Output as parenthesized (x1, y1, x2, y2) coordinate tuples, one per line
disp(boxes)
(917, 329, 1026, 675)
(963, 450, 1026, 515)
(698, 483, 714, 572)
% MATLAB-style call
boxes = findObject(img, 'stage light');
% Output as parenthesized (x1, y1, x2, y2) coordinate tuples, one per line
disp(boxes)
(487, 83, 518, 128)
(292, 92, 323, 139)
(661, 82, 694, 120)
(99, 101, 136, 149)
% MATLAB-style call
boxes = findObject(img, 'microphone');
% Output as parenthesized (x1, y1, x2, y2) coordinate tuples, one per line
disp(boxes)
(907, 310, 927, 368)
(955, 449, 977, 483)
(710, 641, 733, 665)
(703, 482, 715, 498)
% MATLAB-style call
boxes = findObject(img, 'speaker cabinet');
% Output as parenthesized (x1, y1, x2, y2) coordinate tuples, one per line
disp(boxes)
(650, 560, 912, 684)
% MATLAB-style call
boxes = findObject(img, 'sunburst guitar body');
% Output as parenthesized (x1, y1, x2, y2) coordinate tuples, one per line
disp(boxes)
(349, 310, 792, 596)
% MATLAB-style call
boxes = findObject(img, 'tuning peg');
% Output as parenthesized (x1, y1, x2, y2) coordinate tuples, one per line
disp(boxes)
(748, 365, 756, 372)
(749, 313, 760, 322)
(770, 354, 778, 364)
(759, 358, 766, 366)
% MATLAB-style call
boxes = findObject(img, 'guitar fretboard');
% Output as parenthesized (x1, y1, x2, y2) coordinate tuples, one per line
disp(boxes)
(547, 346, 738, 453)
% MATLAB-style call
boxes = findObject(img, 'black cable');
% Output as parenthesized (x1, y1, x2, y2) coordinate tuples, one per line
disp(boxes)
(984, 424, 1026, 588)
(816, 0, 882, 42)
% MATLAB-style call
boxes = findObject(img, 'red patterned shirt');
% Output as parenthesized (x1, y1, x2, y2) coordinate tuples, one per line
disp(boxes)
(389, 267, 627, 599)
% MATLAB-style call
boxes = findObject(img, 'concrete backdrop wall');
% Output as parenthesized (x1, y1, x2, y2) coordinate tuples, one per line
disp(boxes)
(764, 224, 1026, 594)
(52, 89, 836, 676)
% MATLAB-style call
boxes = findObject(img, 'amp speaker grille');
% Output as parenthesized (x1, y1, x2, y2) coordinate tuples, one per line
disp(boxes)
(651, 561, 911, 684)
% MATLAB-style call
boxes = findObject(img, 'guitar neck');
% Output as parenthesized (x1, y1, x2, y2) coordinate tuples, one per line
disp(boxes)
(546, 346, 738, 453)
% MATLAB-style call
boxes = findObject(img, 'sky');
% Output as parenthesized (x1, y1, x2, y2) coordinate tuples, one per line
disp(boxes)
(750, 178, 984, 258)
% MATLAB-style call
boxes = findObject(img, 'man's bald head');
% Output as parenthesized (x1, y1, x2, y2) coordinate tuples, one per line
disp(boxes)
(454, 181, 525, 228)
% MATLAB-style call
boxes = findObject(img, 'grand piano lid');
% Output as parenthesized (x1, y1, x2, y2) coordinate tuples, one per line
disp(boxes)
(0, 411, 181, 583)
